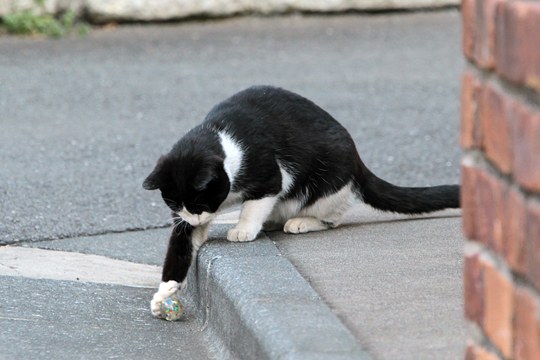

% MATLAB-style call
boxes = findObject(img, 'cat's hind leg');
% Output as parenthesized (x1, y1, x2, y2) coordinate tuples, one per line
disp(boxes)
(262, 198, 301, 232)
(284, 217, 330, 234)
(283, 182, 355, 235)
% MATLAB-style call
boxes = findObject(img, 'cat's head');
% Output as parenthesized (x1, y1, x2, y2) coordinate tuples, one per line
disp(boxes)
(143, 152, 230, 226)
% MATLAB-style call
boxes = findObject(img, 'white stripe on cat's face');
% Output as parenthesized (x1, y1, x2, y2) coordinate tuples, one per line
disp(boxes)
(177, 209, 214, 227)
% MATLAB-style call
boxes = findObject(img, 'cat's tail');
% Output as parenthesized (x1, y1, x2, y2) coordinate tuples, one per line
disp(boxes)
(353, 155, 460, 214)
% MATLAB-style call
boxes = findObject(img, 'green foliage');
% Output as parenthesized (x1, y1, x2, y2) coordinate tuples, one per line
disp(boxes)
(2, 8, 90, 38)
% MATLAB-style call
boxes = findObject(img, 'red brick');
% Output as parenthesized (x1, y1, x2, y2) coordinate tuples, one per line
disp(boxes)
(503, 188, 527, 274)
(475, 169, 496, 247)
(495, 0, 540, 92)
(473, 0, 501, 69)
(481, 84, 513, 174)
(513, 286, 540, 360)
(465, 251, 484, 324)
(461, 72, 483, 149)
(466, 342, 502, 360)
(468, 171, 525, 271)
(469, 172, 527, 274)
(526, 201, 540, 292)
(461, 0, 501, 68)
(512, 102, 540, 193)
(462, 0, 476, 61)
(462, 161, 479, 239)
(491, 175, 509, 255)
(483, 258, 514, 358)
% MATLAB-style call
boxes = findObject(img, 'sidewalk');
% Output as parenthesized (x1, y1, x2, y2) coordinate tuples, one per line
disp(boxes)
(0, 10, 463, 359)
(189, 206, 464, 359)
(271, 205, 464, 359)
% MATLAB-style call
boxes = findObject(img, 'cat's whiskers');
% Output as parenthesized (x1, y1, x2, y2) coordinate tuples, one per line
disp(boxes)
(171, 215, 190, 235)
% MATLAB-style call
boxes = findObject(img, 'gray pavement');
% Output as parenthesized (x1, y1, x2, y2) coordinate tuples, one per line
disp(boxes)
(1, 10, 464, 360)
(270, 206, 464, 359)
(0, 10, 462, 245)
(1, 277, 218, 360)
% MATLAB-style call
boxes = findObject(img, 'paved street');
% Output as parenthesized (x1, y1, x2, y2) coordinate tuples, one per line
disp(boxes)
(1, 276, 218, 360)
(0, 11, 461, 245)
(1, 10, 463, 359)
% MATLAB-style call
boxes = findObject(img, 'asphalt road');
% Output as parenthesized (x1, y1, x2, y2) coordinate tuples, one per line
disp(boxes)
(0, 276, 218, 360)
(0, 10, 462, 245)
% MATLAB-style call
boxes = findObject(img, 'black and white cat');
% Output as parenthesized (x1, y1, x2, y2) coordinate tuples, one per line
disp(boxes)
(143, 85, 460, 318)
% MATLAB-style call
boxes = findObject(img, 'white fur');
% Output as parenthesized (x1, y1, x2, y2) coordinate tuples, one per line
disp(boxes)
(215, 131, 245, 212)
(268, 198, 303, 225)
(191, 224, 210, 252)
(299, 181, 355, 225)
(227, 196, 278, 242)
(269, 181, 356, 232)
(226, 164, 296, 241)
(262, 164, 298, 223)
(151, 280, 180, 318)
(177, 209, 215, 227)
(278, 163, 295, 195)
(284, 217, 329, 233)
(218, 131, 243, 183)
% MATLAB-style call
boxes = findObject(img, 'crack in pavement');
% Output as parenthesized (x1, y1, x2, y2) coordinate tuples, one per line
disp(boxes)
(1, 210, 241, 246)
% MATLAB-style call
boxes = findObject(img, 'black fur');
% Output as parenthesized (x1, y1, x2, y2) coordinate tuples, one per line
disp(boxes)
(161, 218, 193, 282)
(202, 86, 357, 203)
(144, 85, 460, 285)
(143, 128, 230, 215)
(354, 152, 460, 214)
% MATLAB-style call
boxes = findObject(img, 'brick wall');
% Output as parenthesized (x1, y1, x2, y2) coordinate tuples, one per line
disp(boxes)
(461, 0, 540, 359)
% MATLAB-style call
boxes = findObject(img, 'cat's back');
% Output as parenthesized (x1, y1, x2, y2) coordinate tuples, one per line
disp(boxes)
(202, 86, 357, 175)
(203, 86, 347, 136)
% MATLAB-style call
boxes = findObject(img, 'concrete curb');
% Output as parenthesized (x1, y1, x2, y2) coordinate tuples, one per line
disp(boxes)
(187, 225, 371, 360)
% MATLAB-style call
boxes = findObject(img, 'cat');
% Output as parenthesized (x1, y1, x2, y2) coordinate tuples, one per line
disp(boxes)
(143, 85, 460, 318)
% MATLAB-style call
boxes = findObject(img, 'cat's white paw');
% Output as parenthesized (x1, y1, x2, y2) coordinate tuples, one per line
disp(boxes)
(284, 217, 328, 234)
(150, 280, 181, 318)
(227, 228, 258, 242)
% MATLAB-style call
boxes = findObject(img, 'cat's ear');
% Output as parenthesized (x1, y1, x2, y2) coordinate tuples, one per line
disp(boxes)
(143, 156, 166, 190)
(191, 156, 223, 191)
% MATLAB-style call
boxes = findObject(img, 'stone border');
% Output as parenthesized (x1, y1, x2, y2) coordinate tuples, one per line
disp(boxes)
(187, 227, 371, 359)
(0, 0, 459, 22)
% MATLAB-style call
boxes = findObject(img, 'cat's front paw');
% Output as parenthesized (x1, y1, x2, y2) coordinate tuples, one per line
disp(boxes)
(227, 228, 258, 242)
(151, 280, 181, 318)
